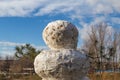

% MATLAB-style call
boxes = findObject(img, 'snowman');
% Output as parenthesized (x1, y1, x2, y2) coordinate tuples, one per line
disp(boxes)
(34, 20, 90, 80)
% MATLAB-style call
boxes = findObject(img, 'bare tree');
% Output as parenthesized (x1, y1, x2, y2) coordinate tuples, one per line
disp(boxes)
(82, 23, 120, 72)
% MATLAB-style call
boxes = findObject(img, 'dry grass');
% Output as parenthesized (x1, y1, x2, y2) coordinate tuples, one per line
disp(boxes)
(19, 75, 42, 80)
(1, 72, 120, 80)
(21, 72, 120, 80)
(88, 72, 120, 80)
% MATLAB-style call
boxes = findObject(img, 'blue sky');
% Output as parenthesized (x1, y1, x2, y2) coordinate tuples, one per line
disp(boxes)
(0, 0, 120, 58)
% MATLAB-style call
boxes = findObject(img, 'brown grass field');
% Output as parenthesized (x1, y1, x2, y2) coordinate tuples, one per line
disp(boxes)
(0, 72, 120, 80)
(88, 72, 120, 80)
(16, 72, 120, 80)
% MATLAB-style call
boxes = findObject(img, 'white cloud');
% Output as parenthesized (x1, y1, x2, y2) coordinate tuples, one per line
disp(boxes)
(78, 17, 114, 41)
(111, 17, 120, 24)
(85, 0, 99, 5)
(0, 0, 47, 17)
(34, 0, 82, 16)
(91, 16, 106, 25)
(79, 16, 105, 40)
(0, 50, 15, 58)
(0, 41, 25, 46)
(0, 0, 119, 17)
(106, 0, 120, 13)
(93, 3, 113, 14)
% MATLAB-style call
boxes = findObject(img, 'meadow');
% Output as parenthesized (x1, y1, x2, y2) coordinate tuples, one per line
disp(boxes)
(0, 72, 120, 80)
